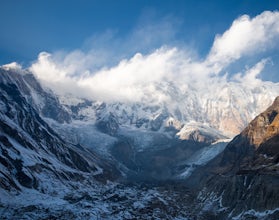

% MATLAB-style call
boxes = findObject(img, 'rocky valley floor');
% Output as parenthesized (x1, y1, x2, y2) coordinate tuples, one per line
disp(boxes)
(1, 180, 279, 220)
(0, 183, 193, 220)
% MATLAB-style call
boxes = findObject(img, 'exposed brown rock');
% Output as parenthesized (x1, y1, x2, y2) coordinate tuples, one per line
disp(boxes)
(188, 96, 279, 218)
(242, 96, 279, 148)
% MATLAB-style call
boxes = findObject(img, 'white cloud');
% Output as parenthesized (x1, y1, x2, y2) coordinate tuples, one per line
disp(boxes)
(31, 47, 189, 101)
(206, 11, 279, 73)
(233, 58, 269, 86)
(29, 11, 279, 102)
(30, 52, 91, 98)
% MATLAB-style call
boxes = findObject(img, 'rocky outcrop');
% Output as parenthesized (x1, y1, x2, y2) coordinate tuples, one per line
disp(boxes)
(96, 112, 119, 135)
(203, 96, 279, 174)
(176, 123, 227, 144)
(0, 68, 71, 123)
(150, 111, 169, 131)
(0, 68, 120, 193)
(243, 96, 279, 147)
(188, 96, 279, 219)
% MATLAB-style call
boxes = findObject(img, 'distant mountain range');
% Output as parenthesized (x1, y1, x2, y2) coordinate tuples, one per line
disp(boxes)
(1, 65, 279, 219)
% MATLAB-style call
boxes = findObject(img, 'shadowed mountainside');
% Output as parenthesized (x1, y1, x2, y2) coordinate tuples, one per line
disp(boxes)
(189, 96, 279, 219)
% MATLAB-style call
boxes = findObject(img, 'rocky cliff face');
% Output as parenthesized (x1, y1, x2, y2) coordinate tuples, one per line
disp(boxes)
(243, 96, 279, 147)
(0, 67, 119, 195)
(0, 68, 71, 123)
(189, 96, 279, 219)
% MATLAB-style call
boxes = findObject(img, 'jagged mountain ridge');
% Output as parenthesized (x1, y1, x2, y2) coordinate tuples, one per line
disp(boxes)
(0, 67, 119, 194)
(243, 96, 279, 147)
(0, 68, 71, 123)
(188, 96, 279, 219)
(56, 80, 279, 138)
(3, 65, 279, 142)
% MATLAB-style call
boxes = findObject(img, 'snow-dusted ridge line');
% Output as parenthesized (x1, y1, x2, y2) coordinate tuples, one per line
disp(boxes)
(54, 80, 279, 138)
(1, 64, 279, 139)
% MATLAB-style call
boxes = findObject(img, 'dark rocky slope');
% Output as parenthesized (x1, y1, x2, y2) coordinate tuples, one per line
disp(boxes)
(189, 96, 279, 219)
(0, 67, 119, 194)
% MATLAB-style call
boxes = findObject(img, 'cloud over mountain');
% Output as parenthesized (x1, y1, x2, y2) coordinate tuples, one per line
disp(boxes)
(26, 11, 279, 102)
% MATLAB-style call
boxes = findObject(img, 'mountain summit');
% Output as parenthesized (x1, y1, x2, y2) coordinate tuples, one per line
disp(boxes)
(1, 66, 279, 219)
(243, 96, 279, 147)
(190, 96, 279, 219)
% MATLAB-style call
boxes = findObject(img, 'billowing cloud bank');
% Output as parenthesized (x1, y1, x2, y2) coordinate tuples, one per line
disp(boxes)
(29, 11, 279, 102)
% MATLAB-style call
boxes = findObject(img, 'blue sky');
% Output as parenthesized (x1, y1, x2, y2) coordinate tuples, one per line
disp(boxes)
(1, 0, 279, 99)
(1, 0, 278, 65)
